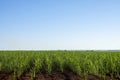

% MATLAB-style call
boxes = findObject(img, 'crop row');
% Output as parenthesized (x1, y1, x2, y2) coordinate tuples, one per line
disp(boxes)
(0, 51, 120, 78)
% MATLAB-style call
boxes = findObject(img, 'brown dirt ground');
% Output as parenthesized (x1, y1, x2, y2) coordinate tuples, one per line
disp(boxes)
(0, 71, 120, 80)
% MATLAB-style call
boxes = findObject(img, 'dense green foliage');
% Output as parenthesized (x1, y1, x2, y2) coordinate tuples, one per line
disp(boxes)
(0, 51, 120, 78)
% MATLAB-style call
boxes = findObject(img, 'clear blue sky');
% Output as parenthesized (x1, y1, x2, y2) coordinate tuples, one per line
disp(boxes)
(0, 0, 120, 50)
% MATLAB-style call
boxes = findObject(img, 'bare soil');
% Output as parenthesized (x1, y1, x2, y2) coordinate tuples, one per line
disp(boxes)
(0, 71, 120, 80)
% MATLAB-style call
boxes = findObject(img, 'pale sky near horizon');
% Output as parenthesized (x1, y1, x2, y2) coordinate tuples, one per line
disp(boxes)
(0, 0, 120, 50)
